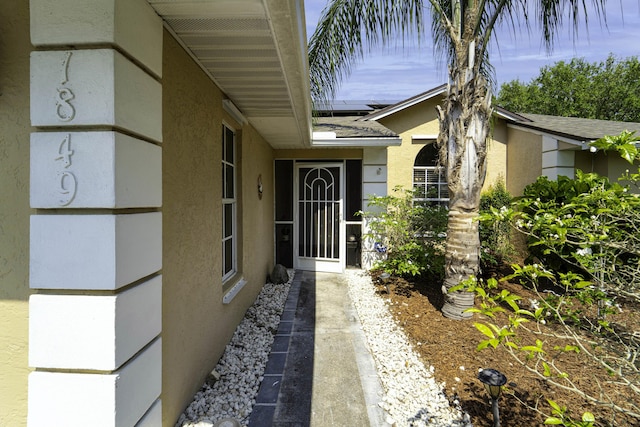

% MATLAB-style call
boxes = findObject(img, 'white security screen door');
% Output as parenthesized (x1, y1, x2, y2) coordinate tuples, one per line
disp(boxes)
(295, 163, 344, 272)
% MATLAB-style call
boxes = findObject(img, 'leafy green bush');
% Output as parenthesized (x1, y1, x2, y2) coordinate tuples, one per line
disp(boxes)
(360, 186, 447, 279)
(479, 177, 514, 270)
(512, 170, 640, 301)
(471, 132, 640, 425)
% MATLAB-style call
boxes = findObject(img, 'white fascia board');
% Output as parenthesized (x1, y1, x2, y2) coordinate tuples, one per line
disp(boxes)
(507, 123, 585, 147)
(223, 99, 248, 126)
(311, 137, 402, 147)
(412, 134, 438, 141)
(365, 86, 447, 121)
(265, 0, 313, 147)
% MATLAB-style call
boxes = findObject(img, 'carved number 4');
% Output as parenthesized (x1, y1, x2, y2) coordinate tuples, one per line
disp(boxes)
(55, 134, 73, 168)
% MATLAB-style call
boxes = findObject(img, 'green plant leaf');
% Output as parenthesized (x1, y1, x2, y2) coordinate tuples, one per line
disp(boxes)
(477, 340, 491, 351)
(547, 399, 563, 413)
(474, 323, 496, 339)
(544, 417, 564, 425)
(582, 412, 595, 423)
(521, 345, 545, 353)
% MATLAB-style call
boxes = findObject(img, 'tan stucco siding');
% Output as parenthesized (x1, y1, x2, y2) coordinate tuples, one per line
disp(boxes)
(378, 100, 508, 195)
(386, 139, 428, 192)
(379, 101, 440, 192)
(0, 2, 32, 425)
(484, 119, 508, 192)
(162, 31, 275, 426)
(378, 99, 441, 135)
(607, 156, 640, 194)
(574, 150, 607, 176)
(239, 125, 275, 304)
(507, 127, 543, 195)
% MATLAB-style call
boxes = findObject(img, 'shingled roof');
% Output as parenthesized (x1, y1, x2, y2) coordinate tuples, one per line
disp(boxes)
(313, 115, 397, 138)
(514, 114, 640, 142)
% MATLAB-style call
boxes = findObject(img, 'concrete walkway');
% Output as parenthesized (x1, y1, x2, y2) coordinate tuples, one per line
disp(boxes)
(248, 270, 388, 427)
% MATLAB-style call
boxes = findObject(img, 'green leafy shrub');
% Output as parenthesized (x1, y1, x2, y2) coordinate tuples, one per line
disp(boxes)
(360, 186, 447, 279)
(479, 177, 514, 270)
(470, 132, 640, 425)
(513, 170, 640, 301)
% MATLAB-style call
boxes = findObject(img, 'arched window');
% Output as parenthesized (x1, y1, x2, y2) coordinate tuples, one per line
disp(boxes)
(413, 143, 449, 206)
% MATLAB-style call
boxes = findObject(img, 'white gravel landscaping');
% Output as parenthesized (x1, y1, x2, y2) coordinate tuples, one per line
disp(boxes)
(176, 270, 471, 427)
(175, 271, 294, 427)
(346, 270, 471, 427)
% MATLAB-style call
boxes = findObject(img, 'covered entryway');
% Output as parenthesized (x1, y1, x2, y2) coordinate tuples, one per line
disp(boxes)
(295, 163, 345, 272)
(275, 158, 369, 273)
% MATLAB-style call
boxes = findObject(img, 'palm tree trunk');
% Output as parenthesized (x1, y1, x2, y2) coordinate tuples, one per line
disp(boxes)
(438, 57, 492, 320)
(441, 210, 480, 319)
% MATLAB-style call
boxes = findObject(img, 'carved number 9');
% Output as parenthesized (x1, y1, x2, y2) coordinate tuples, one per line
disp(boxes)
(58, 171, 77, 206)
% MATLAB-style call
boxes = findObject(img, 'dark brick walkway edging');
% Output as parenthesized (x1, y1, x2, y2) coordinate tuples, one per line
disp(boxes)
(248, 272, 315, 426)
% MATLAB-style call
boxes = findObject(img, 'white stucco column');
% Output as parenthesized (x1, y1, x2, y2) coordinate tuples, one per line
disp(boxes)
(542, 135, 575, 180)
(28, 1, 163, 426)
(361, 148, 388, 269)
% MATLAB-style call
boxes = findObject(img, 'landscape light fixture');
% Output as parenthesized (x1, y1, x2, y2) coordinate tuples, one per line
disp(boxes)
(478, 368, 507, 427)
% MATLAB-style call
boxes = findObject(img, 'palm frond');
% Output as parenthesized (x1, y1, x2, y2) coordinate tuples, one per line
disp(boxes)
(308, 0, 425, 109)
(310, 0, 610, 109)
(536, 0, 607, 51)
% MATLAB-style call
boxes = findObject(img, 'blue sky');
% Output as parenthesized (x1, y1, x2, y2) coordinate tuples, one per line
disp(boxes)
(305, 0, 640, 101)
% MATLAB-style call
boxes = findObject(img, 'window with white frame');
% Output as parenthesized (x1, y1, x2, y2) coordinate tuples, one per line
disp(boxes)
(413, 143, 449, 206)
(222, 124, 237, 281)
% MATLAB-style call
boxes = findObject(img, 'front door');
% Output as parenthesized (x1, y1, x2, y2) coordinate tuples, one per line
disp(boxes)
(295, 163, 344, 272)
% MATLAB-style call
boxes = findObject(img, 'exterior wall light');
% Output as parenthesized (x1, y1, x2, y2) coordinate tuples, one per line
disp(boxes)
(478, 368, 507, 427)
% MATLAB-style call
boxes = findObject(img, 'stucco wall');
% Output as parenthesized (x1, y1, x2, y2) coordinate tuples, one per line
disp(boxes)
(378, 99, 508, 195)
(241, 125, 276, 283)
(0, 3, 32, 425)
(575, 150, 606, 175)
(507, 127, 543, 195)
(162, 31, 274, 426)
(484, 119, 508, 191)
(379, 100, 440, 192)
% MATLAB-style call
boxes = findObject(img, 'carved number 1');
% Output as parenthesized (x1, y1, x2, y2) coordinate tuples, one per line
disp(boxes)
(56, 52, 76, 122)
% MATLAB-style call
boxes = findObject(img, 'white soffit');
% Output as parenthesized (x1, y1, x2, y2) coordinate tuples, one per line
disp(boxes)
(148, 0, 312, 148)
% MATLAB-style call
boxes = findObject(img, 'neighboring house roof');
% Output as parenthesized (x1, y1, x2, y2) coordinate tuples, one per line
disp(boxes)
(313, 116, 397, 138)
(362, 84, 447, 121)
(311, 115, 401, 147)
(360, 84, 531, 123)
(512, 113, 640, 143)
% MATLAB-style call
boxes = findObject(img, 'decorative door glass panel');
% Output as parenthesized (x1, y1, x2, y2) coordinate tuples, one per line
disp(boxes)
(298, 166, 341, 260)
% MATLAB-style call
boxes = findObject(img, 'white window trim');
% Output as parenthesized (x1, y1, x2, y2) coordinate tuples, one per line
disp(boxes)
(413, 165, 449, 204)
(222, 123, 238, 283)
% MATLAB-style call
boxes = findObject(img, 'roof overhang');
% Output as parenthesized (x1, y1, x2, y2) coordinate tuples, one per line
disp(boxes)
(148, 0, 312, 148)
